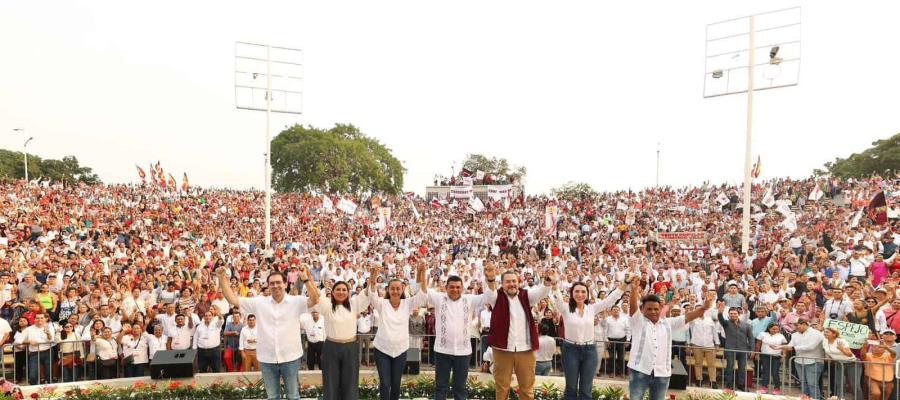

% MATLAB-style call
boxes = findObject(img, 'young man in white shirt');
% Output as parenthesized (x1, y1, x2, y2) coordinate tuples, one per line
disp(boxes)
(301, 310, 326, 370)
(239, 314, 259, 372)
(193, 308, 225, 372)
(628, 278, 714, 400)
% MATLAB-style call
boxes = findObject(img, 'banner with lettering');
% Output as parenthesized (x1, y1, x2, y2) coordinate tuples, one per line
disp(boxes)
(823, 319, 870, 349)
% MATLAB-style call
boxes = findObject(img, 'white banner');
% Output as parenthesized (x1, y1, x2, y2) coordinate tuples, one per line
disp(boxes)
(487, 185, 513, 200)
(376, 207, 392, 230)
(544, 205, 559, 235)
(451, 185, 474, 199)
(716, 192, 730, 207)
(808, 185, 824, 201)
(468, 197, 485, 213)
(762, 187, 775, 208)
(322, 196, 334, 213)
(337, 198, 357, 214)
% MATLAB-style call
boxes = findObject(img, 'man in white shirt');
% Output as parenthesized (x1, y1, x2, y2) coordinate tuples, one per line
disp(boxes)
(15, 313, 55, 385)
(627, 279, 713, 400)
(357, 310, 374, 366)
(166, 314, 194, 351)
(193, 308, 225, 372)
(218, 266, 318, 400)
(426, 271, 493, 400)
(146, 324, 168, 363)
(603, 305, 630, 376)
(301, 310, 325, 370)
(240, 314, 260, 372)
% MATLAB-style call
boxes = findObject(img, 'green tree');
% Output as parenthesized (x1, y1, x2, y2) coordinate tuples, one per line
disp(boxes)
(461, 154, 527, 183)
(0, 149, 99, 183)
(824, 133, 900, 178)
(551, 181, 597, 198)
(270, 123, 405, 195)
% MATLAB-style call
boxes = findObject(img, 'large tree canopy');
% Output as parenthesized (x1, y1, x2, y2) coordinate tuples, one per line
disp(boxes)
(823, 133, 900, 178)
(0, 149, 99, 183)
(461, 153, 526, 183)
(551, 181, 597, 198)
(271, 123, 405, 195)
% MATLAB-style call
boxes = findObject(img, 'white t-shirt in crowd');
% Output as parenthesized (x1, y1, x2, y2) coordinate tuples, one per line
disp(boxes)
(757, 331, 787, 355)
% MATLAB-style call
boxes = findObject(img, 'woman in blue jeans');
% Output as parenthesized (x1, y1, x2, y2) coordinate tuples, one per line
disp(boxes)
(368, 263, 427, 400)
(756, 323, 787, 395)
(551, 281, 625, 400)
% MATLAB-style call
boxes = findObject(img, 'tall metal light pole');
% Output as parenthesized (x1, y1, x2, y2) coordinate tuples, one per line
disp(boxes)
(235, 42, 303, 250)
(655, 142, 660, 187)
(12, 128, 32, 182)
(704, 7, 800, 254)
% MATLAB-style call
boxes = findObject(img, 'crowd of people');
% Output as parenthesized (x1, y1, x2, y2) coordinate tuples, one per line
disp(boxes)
(0, 173, 898, 400)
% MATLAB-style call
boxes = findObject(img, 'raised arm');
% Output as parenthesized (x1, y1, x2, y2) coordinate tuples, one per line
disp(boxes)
(629, 276, 641, 317)
(301, 265, 320, 308)
(216, 267, 240, 308)
(685, 291, 715, 324)
(592, 283, 626, 316)
(416, 261, 428, 294)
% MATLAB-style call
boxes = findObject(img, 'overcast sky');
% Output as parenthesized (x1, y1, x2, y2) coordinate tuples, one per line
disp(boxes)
(2, 1, 898, 195)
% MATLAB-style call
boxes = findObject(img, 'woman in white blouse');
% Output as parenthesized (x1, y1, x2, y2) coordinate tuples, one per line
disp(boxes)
(94, 327, 119, 380)
(368, 262, 427, 400)
(551, 281, 625, 400)
(310, 268, 371, 400)
(822, 327, 860, 400)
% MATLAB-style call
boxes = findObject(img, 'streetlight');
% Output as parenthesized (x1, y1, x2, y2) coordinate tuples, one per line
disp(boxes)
(12, 129, 33, 182)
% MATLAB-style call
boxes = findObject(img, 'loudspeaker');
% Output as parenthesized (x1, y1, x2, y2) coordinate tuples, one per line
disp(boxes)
(150, 349, 197, 379)
(669, 357, 688, 390)
(405, 348, 421, 375)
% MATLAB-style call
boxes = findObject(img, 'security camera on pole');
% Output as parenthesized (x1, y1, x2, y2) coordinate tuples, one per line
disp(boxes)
(235, 42, 303, 251)
(703, 7, 801, 254)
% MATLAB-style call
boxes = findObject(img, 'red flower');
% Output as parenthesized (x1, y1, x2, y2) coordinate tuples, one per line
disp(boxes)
(30, 393, 38, 399)
(168, 381, 183, 390)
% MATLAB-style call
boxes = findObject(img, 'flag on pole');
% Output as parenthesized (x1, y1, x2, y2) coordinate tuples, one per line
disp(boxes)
(808, 184, 824, 201)
(751, 156, 761, 179)
(716, 192, 730, 207)
(167, 173, 176, 190)
(182, 173, 190, 192)
(409, 199, 421, 220)
(468, 196, 485, 213)
(762, 187, 775, 208)
(149, 164, 158, 186)
(869, 191, 888, 224)
(136, 165, 146, 183)
(781, 213, 798, 232)
(850, 207, 864, 228)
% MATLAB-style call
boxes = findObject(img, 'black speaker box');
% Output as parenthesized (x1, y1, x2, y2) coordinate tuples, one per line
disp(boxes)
(669, 357, 688, 390)
(150, 349, 197, 379)
(405, 348, 421, 375)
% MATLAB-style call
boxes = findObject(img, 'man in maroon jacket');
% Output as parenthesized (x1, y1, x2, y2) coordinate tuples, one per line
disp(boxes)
(485, 264, 556, 400)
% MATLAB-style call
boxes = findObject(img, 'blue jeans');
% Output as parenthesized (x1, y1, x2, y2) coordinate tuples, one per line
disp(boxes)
(561, 342, 598, 400)
(374, 348, 406, 400)
(629, 368, 671, 400)
(27, 350, 52, 385)
(759, 354, 782, 389)
(434, 351, 469, 400)
(536, 360, 553, 376)
(724, 350, 747, 389)
(260, 357, 301, 400)
(796, 361, 824, 400)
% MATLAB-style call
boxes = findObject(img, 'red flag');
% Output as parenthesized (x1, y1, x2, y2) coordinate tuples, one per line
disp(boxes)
(431, 198, 442, 209)
(869, 191, 888, 225)
(149, 164, 158, 185)
(136, 165, 146, 182)
(461, 167, 473, 178)
(168, 173, 177, 190)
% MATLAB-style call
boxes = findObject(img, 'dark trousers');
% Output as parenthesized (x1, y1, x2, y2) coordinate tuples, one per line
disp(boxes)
(724, 350, 748, 390)
(606, 337, 627, 375)
(14, 351, 26, 383)
(27, 350, 52, 385)
(307, 341, 323, 370)
(759, 354, 782, 389)
(197, 347, 222, 373)
(434, 351, 469, 400)
(374, 348, 406, 400)
(322, 340, 360, 400)
(124, 362, 148, 378)
(99, 360, 117, 380)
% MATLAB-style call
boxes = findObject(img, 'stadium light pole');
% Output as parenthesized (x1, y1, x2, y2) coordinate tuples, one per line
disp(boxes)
(12, 128, 32, 182)
(704, 7, 800, 255)
(235, 42, 303, 251)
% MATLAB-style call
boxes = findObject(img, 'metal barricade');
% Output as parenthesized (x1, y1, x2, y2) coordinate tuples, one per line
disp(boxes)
(789, 355, 900, 400)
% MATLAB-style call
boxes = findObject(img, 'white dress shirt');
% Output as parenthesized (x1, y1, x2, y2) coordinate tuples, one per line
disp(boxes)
(239, 294, 310, 363)
(95, 336, 118, 360)
(314, 294, 372, 341)
(689, 310, 719, 348)
(535, 335, 557, 362)
(121, 333, 151, 364)
(302, 317, 326, 343)
(480, 309, 492, 331)
(552, 288, 624, 343)
(369, 290, 427, 358)
(168, 325, 194, 350)
(147, 333, 168, 360)
(239, 325, 258, 350)
(15, 325, 55, 352)
(101, 315, 123, 335)
(426, 291, 489, 356)
(193, 317, 224, 349)
(357, 314, 373, 334)
(484, 285, 552, 352)
(155, 313, 179, 337)
(604, 315, 631, 340)
(627, 312, 687, 377)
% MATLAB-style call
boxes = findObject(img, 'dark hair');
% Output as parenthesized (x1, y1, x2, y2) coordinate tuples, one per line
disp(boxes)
(640, 294, 661, 308)
(729, 307, 742, 314)
(568, 282, 590, 313)
(267, 271, 287, 285)
(384, 279, 407, 300)
(446, 276, 464, 285)
(331, 281, 352, 312)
